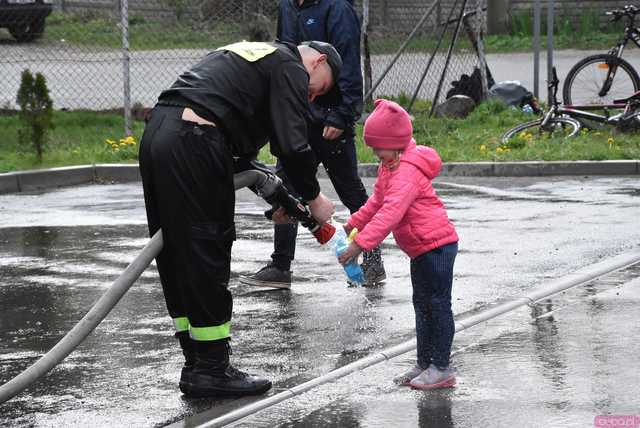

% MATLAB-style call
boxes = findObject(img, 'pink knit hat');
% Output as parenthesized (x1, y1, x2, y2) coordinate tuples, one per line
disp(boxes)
(363, 99, 413, 150)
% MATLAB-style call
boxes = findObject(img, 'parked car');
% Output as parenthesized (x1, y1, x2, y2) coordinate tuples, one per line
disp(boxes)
(0, 0, 53, 42)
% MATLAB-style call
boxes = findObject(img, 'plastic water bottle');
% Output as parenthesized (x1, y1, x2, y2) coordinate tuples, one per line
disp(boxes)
(327, 226, 365, 286)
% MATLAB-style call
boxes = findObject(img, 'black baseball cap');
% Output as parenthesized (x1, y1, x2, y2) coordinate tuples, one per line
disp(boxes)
(303, 40, 343, 107)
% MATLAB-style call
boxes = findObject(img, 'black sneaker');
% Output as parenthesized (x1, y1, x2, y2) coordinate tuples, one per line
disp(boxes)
(361, 247, 386, 285)
(239, 264, 292, 289)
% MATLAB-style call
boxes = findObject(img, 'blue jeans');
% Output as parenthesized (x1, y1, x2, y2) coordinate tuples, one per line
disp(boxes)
(410, 242, 458, 369)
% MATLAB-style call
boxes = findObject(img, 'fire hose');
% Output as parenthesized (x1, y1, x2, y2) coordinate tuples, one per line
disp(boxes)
(0, 168, 332, 404)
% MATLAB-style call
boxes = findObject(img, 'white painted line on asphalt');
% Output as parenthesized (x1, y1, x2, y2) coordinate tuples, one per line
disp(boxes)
(437, 181, 578, 201)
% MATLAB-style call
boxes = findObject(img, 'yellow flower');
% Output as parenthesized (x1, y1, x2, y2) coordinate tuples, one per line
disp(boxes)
(496, 147, 504, 153)
(105, 139, 115, 145)
(479, 144, 486, 151)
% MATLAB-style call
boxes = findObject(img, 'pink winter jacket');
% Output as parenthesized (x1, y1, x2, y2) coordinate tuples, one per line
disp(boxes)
(347, 140, 458, 259)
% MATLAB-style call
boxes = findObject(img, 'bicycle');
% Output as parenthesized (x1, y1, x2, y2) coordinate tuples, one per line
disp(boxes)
(563, 4, 640, 106)
(502, 67, 640, 144)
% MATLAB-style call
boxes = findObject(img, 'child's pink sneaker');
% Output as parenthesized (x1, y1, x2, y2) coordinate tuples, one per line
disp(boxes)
(409, 364, 456, 390)
(393, 365, 424, 386)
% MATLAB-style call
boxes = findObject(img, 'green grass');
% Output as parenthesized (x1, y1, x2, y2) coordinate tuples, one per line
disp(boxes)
(0, 111, 144, 172)
(387, 99, 640, 163)
(1, 104, 638, 174)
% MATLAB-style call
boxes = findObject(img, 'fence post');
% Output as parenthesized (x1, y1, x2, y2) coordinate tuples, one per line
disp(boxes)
(475, 0, 489, 97)
(487, 0, 509, 34)
(547, 0, 554, 104)
(533, 0, 541, 98)
(362, 0, 373, 107)
(381, 0, 388, 27)
(120, 0, 132, 137)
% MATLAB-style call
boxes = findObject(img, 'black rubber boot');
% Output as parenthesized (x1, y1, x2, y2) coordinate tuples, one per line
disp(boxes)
(179, 339, 272, 397)
(175, 331, 196, 384)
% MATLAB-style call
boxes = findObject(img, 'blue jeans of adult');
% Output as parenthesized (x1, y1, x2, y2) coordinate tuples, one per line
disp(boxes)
(271, 123, 369, 271)
(410, 242, 458, 369)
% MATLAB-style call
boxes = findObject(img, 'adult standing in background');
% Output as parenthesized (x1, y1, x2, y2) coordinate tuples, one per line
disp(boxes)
(241, 0, 386, 289)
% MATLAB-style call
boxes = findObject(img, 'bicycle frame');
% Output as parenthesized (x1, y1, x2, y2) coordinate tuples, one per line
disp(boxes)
(610, 24, 640, 59)
(600, 10, 640, 97)
(544, 67, 639, 129)
(558, 106, 620, 126)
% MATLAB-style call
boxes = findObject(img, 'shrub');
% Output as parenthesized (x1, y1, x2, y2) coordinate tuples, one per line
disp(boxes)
(16, 69, 54, 163)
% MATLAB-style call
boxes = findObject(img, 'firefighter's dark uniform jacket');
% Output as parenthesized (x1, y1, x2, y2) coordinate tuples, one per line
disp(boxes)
(139, 41, 326, 339)
(158, 40, 319, 201)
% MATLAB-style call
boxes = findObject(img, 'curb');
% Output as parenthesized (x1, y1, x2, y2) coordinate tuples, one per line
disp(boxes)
(0, 164, 141, 195)
(0, 161, 638, 195)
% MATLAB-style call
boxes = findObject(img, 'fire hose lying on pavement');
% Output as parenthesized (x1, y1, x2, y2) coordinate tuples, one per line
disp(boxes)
(0, 166, 336, 405)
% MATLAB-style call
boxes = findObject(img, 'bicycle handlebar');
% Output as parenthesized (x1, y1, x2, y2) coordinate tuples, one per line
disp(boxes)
(606, 5, 639, 22)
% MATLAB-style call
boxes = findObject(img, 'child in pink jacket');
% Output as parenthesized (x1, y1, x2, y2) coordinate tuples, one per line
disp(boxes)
(338, 99, 459, 390)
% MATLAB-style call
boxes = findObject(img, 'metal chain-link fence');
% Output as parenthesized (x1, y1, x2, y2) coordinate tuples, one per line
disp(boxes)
(0, 0, 486, 119)
(1, 0, 279, 112)
(362, 0, 486, 112)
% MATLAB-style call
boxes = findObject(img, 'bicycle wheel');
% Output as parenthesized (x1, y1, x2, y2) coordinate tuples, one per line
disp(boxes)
(502, 117, 581, 144)
(563, 54, 640, 106)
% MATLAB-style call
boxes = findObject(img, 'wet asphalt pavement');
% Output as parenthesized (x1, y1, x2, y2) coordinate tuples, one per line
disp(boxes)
(1, 175, 639, 427)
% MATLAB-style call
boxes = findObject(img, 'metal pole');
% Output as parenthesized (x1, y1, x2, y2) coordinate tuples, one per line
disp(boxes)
(0, 172, 271, 404)
(364, 0, 439, 101)
(487, 0, 509, 34)
(475, 0, 489, 97)
(120, 0, 132, 137)
(362, 0, 373, 107)
(429, 0, 469, 117)
(533, 0, 541, 98)
(381, 0, 388, 27)
(546, 0, 554, 104)
(195, 249, 640, 428)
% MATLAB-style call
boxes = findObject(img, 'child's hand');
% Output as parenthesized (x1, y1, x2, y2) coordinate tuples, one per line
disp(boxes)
(338, 241, 362, 265)
(343, 223, 354, 235)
